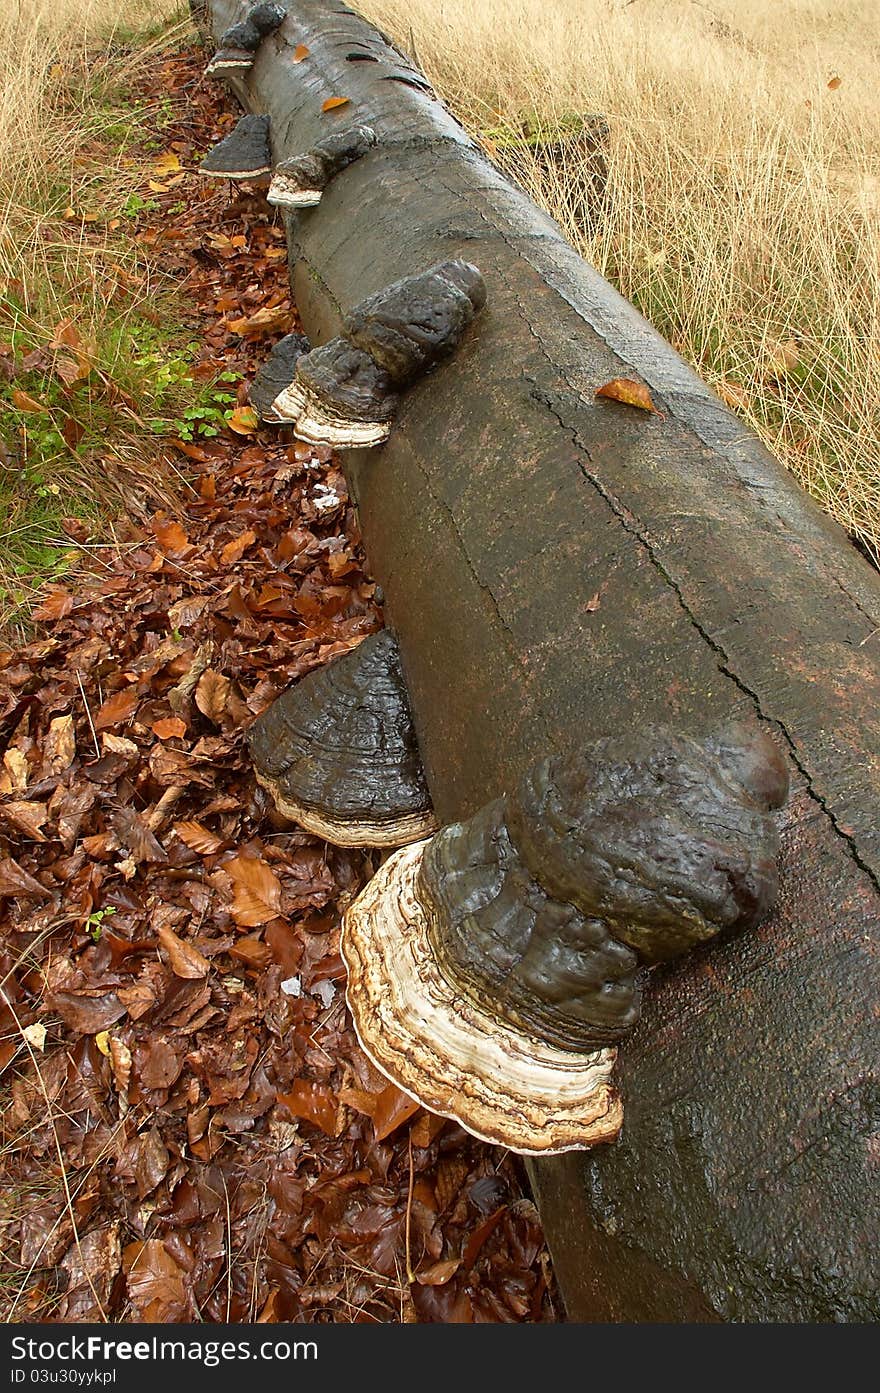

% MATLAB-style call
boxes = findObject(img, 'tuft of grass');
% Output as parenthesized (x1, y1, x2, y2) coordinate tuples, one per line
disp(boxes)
(359, 0, 880, 560)
(0, 0, 209, 633)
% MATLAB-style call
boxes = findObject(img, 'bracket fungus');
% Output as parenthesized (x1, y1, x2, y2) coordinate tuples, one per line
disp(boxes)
(199, 114, 272, 181)
(206, 3, 287, 76)
(268, 126, 377, 210)
(247, 630, 437, 847)
(342, 721, 789, 1154)
(249, 332, 311, 422)
(270, 259, 486, 447)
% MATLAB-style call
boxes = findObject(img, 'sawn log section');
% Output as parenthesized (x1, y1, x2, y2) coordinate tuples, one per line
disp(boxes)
(207, 0, 880, 1321)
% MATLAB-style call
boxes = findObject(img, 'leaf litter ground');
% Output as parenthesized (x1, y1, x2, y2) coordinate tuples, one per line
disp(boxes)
(0, 41, 558, 1324)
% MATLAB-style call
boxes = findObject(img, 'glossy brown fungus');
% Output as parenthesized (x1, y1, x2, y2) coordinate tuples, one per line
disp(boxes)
(342, 720, 788, 1153)
(247, 630, 437, 847)
(268, 126, 377, 210)
(198, 114, 272, 181)
(270, 259, 486, 446)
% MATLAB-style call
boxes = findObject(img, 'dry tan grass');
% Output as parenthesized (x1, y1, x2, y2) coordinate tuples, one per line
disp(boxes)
(0, 1, 190, 630)
(360, 0, 880, 559)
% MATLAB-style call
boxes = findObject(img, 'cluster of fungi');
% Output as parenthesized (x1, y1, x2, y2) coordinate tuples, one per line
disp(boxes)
(210, 4, 790, 1155)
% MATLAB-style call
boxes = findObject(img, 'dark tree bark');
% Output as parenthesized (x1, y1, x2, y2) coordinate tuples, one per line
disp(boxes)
(207, 0, 880, 1321)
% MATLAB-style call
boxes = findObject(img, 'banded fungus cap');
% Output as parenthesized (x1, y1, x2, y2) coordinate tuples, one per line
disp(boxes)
(199, 114, 272, 181)
(268, 126, 377, 210)
(269, 260, 486, 448)
(249, 332, 311, 423)
(205, 5, 287, 74)
(341, 721, 788, 1154)
(247, 630, 437, 847)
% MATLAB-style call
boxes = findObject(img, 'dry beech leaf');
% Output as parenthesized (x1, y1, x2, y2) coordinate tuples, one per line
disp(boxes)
(716, 379, 751, 412)
(0, 800, 48, 841)
(766, 337, 800, 379)
(416, 1257, 461, 1287)
(45, 713, 76, 771)
(32, 588, 73, 621)
(226, 304, 289, 336)
(195, 669, 230, 724)
(827, 75, 842, 89)
(277, 1079, 340, 1136)
(173, 819, 223, 856)
(595, 377, 663, 415)
(293, 43, 310, 61)
(157, 923, 210, 979)
(321, 96, 350, 112)
(227, 406, 259, 435)
(2, 748, 29, 794)
(151, 514, 190, 555)
(94, 687, 138, 731)
(225, 855, 282, 927)
(152, 716, 186, 740)
(0, 856, 50, 899)
(11, 389, 47, 413)
(109, 1036, 132, 1095)
(220, 529, 257, 564)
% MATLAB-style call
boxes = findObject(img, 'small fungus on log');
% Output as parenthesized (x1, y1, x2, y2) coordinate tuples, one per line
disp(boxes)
(247, 630, 437, 847)
(270, 259, 486, 446)
(342, 722, 788, 1154)
(198, 113, 272, 180)
(206, 2, 287, 76)
(249, 331, 311, 421)
(268, 126, 377, 210)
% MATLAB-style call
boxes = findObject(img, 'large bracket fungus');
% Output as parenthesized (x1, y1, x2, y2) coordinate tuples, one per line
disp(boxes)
(342, 722, 789, 1154)
(247, 630, 437, 847)
(206, 2, 287, 76)
(249, 331, 311, 422)
(270, 259, 486, 447)
(268, 126, 377, 210)
(198, 113, 272, 180)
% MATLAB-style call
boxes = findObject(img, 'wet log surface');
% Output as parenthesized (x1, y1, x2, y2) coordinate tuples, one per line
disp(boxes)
(208, 0, 880, 1321)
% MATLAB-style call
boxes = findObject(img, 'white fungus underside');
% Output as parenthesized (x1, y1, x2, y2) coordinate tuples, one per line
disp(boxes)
(205, 54, 254, 76)
(342, 841, 623, 1154)
(199, 164, 272, 180)
(254, 769, 437, 847)
(267, 176, 323, 209)
(271, 380, 391, 447)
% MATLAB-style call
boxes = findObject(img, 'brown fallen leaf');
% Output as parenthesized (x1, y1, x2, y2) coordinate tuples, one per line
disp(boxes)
(45, 713, 76, 771)
(595, 377, 663, 415)
(32, 588, 73, 621)
(11, 388, 47, 413)
(0, 800, 48, 841)
(94, 687, 138, 731)
(277, 1079, 341, 1136)
(220, 528, 257, 564)
(158, 923, 210, 979)
(416, 1257, 461, 1287)
(716, 378, 751, 412)
(827, 74, 842, 89)
(173, 819, 224, 856)
(321, 96, 351, 112)
(151, 513, 190, 556)
(152, 715, 187, 740)
(226, 305, 289, 336)
(227, 406, 259, 435)
(293, 43, 310, 61)
(124, 1239, 192, 1322)
(195, 669, 231, 724)
(765, 336, 800, 380)
(225, 855, 283, 927)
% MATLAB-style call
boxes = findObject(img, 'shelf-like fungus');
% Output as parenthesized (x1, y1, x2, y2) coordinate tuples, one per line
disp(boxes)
(247, 631, 437, 847)
(206, 3, 287, 76)
(270, 259, 486, 447)
(249, 332, 311, 422)
(342, 721, 789, 1154)
(268, 126, 377, 210)
(199, 114, 272, 181)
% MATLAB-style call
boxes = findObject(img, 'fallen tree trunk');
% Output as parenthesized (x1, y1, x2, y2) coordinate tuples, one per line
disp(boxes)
(207, 0, 880, 1321)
